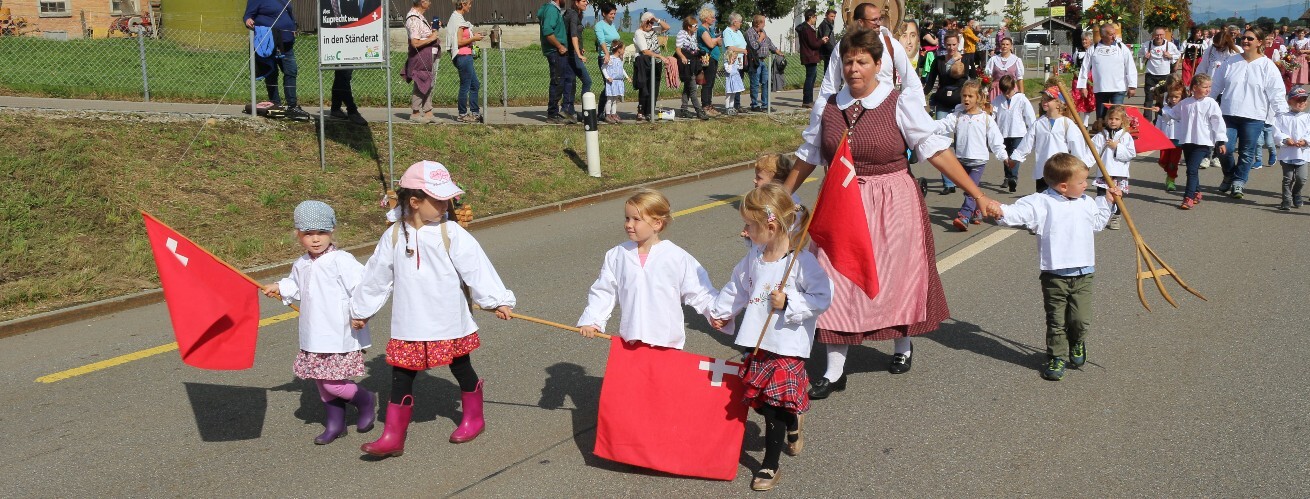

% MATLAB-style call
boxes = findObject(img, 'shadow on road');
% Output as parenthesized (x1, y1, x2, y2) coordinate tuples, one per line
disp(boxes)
(922, 318, 1045, 370)
(183, 382, 267, 442)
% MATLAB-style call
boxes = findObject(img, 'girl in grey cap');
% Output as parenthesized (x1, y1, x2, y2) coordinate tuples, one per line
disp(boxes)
(262, 200, 376, 445)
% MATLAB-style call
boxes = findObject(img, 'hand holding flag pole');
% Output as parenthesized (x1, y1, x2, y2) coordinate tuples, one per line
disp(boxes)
(1051, 79, 1206, 310)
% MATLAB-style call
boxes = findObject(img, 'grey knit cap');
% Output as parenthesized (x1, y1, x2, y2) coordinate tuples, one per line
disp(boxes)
(293, 200, 337, 231)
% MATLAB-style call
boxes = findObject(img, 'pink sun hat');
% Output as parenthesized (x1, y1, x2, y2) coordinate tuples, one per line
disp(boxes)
(399, 160, 465, 200)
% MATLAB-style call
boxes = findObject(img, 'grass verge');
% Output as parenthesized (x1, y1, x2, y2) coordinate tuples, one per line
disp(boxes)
(0, 111, 804, 321)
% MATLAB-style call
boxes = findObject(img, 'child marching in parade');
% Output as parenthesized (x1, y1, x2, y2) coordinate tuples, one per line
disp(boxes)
(350, 161, 517, 458)
(709, 184, 832, 491)
(991, 153, 1120, 380)
(1155, 83, 1186, 192)
(577, 188, 718, 349)
(1273, 86, 1310, 210)
(1164, 73, 1227, 210)
(1089, 105, 1136, 230)
(992, 74, 1036, 193)
(1008, 86, 1094, 193)
(937, 79, 1008, 231)
(261, 200, 374, 445)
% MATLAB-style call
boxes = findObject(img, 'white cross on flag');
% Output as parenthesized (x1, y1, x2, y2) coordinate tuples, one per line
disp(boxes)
(594, 339, 747, 480)
(807, 133, 880, 298)
(142, 211, 260, 370)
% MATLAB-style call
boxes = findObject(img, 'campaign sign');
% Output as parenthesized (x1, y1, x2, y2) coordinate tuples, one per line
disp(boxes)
(318, 0, 386, 66)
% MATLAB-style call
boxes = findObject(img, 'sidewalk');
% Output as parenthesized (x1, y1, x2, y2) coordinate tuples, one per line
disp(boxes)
(0, 89, 810, 125)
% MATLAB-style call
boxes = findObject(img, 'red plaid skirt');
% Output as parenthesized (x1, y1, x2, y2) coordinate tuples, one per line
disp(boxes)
(385, 333, 481, 371)
(739, 351, 810, 414)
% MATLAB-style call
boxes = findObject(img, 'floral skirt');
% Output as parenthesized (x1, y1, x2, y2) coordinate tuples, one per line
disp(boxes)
(385, 333, 481, 371)
(293, 350, 366, 380)
(740, 350, 810, 414)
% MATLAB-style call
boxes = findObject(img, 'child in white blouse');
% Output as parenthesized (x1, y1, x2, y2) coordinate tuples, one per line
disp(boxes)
(1008, 86, 1093, 193)
(1164, 73, 1227, 210)
(709, 184, 832, 491)
(1089, 106, 1136, 230)
(261, 200, 373, 446)
(351, 161, 516, 458)
(1155, 83, 1185, 192)
(578, 188, 718, 349)
(937, 79, 1007, 230)
(992, 75, 1036, 193)
(1273, 86, 1310, 210)
(992, 153, 1120, 381)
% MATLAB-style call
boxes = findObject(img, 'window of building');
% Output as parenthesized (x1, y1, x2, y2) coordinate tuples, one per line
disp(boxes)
(110, 0, 138, 15)
(39, 1, 70, 17)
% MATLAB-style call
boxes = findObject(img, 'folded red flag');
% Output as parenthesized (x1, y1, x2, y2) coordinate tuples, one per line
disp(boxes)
(594, 339, 748, 480)
(807, 133, 879, 299)
(1123, 105, 1175, 153)
(142, 212, 260, 370)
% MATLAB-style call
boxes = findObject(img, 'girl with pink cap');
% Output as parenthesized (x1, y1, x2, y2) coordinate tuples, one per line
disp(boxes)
(350, 161, 516, 458)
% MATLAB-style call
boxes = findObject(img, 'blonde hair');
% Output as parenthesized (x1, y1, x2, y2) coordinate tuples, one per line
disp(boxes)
(740, 183, 806, 245)
(754, 154, 794, 184)
(626, 188, 673, 232)
(698, 8, 715, 22)
(1091, 105, 1128, 134)
(961, 80, 992, 114)
(1190, 73, 1212, 90)
(1043, 152, 1088, 185)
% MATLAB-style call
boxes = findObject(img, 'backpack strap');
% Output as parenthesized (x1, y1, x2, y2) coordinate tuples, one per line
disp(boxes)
(440, 222, 476, 312)
(882, 31, 900, 86)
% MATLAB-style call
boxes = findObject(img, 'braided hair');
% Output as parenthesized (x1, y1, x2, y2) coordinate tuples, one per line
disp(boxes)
(396, 187, 429, 257)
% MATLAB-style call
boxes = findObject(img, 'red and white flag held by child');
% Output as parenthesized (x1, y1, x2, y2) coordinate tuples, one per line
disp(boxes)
(142, 211, 260, 370)
(807, 133, 879, 299)
(1122, 105, 1174, 153)
(593, 338, 748, 480)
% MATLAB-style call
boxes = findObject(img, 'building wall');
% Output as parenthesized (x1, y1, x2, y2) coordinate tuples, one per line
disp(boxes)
(9, 0, 153, 39)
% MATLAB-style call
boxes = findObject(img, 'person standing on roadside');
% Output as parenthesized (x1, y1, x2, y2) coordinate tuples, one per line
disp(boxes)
(448, 0, 485, 123)
(402, 0, 441, 124)
(632, 12, 670, 122)
(698, 8, 725, 116)
(565, 0, 592, 122)
(745, 14, 784, 112)
(244, 0, 309, 120)
(817, 9, 836, 75)
(593, 3, 621, 120)
(796, 8, 825, 108)
(538, 0, 576, 123)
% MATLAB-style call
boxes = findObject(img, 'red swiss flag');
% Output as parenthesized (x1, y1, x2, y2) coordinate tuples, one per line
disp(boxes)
(142, 212, 260, 370)
(593, 339, 748, 480)
(1122, 105, 1175, 153)
(807, 134, 879, 299)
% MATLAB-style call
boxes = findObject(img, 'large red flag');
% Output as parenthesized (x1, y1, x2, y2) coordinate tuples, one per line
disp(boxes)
(594, 339, 748, 480)
(1123, 105, 1175, 153)
(807, 134, 879, 299)
(142, 212, 260, 370)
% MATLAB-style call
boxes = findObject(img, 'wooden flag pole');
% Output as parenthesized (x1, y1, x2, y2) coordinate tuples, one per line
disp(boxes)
(1050, 80, 1206, 310)
(481, 310, 612, 340)
(142, 211, 299, 313)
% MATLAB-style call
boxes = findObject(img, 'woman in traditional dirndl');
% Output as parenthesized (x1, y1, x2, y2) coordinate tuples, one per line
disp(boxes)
(985, 37, 1023, 101)
(783, 28, 1000, 399)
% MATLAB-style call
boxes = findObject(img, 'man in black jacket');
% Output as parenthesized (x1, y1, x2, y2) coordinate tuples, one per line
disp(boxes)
(817, 9, 836, 74)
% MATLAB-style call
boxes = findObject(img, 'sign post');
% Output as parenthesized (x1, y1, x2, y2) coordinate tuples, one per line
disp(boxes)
(317, 0, 391, 176)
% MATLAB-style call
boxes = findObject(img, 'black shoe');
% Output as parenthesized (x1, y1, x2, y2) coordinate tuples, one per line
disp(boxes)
(329, 108, 348, 120)
(284, 105, 312, 121)
(545, 114, 565, 124)
(347, 111, 368, 125)
(697, 110, 709, 120)
(807, 375, 846, 399)
(888, 346, 913, 374)
(939, 186, 955, 195)
(1008, 178, 1017, 192)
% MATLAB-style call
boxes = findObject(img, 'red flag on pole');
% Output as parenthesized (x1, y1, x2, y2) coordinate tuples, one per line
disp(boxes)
(1122, 105, 1175, 153)
(593, 339, 748, 480)
(807, 134, 879, 299)
(141, 212, 260, 370)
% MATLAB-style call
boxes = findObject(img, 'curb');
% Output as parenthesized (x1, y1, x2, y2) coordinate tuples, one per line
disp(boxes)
(0, 158, 762, 340)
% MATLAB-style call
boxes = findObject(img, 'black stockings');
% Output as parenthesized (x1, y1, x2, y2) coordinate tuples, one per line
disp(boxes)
(389, 354, 480, 404)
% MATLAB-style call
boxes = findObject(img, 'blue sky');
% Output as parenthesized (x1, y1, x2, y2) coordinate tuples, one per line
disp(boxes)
(1191, 0, 1303, 19)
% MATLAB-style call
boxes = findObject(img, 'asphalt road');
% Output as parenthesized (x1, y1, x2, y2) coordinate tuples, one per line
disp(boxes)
(2, 154, 1307, 497)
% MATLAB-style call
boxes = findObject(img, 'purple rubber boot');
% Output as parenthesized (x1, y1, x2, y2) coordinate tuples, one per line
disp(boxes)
(314, 398, 348, 445)
(350, 389, 377, 433)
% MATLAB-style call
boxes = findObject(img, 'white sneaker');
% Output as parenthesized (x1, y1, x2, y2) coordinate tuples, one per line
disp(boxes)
(1199, 158, 1211, 169)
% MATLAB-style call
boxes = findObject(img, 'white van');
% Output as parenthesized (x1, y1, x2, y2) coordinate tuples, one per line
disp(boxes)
(1023, 29, 1050, 51)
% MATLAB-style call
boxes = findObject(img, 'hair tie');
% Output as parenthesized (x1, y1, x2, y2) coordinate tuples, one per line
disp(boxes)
(764, 205, 777, 224)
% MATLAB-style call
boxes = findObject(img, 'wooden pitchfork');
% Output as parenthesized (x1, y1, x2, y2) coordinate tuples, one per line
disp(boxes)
(1052, 79, 1206, 310)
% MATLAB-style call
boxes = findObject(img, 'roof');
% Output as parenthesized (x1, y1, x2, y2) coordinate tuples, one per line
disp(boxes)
(1022, 17, 1079, 32)
(1300, 8, 1310, 20)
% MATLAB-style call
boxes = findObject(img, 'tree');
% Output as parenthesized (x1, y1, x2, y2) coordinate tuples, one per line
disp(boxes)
(1279, 16, 1292, 27)
(662, 0, 705, 21)
(948, 0, 988, 22)
(904, 0, 928, 22)
(1003, 0, 1028, 33)
(622, 5, 632, 31)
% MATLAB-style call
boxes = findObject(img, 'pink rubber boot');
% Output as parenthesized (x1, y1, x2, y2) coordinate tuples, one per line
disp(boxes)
(449, 380, 485, 443)
(360, 395, 413, 458)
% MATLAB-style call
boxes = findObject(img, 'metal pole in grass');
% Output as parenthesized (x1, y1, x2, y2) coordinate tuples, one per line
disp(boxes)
(482, 42, 488, 123)
(649, 56, 655, 122)
(500, 41, 507, 120)
(137, 25, 150, 102)
(766, 55, 771, 116)
(318, 68, 326, 172)
(250, 30, 257, 119)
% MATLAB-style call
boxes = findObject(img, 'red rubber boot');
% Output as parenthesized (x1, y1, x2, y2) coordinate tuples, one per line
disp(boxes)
(449, 380, 485, 443)
(360, 395, 413, 458)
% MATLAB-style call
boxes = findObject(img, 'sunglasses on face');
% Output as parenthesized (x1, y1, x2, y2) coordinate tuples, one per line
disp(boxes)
(1243, 36, 1258, 41)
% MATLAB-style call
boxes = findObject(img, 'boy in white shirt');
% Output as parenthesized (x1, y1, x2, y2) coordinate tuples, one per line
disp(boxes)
(1273, 86, 1310, 210)
(990, 153, 1120, 381)
(992, 75, 1036, 192)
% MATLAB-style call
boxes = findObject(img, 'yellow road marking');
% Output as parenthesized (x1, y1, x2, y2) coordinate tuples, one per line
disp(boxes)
(34, 310, 299, 383)
(35, 177, 819, 384)
(673, 178, 815, 218)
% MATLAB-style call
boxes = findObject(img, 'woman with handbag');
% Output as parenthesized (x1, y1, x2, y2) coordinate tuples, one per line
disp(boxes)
(676, 16, 708, 120)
